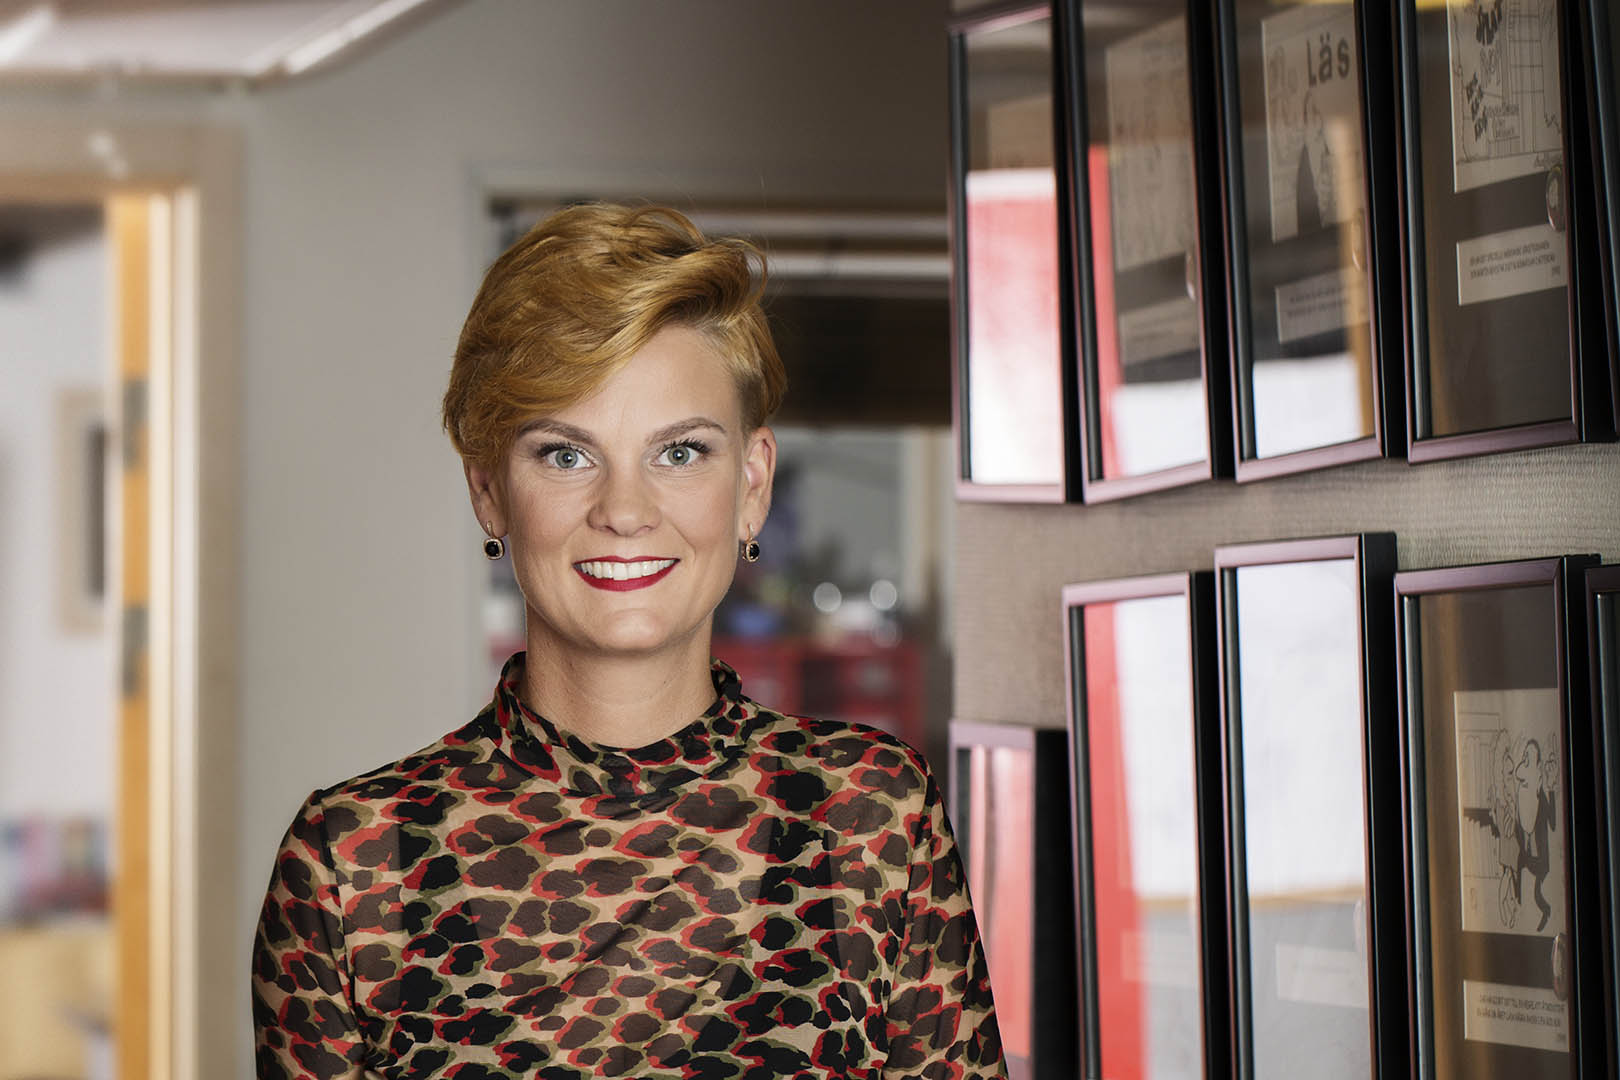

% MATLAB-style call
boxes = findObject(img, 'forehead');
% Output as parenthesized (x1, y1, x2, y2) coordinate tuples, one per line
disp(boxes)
(548, 325, 743, 432)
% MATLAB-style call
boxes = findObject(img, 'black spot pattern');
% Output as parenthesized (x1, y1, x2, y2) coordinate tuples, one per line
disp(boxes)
(252, 654, 1003, 1078)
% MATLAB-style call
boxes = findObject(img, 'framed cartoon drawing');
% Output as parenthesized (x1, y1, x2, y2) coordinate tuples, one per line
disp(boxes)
(1216, 0, 1405, 479)
(948, 722, 1076, 1079)
(1396, 555, 1604, 1079)
(1396, 0, 1612, 461)
(1060, 0, 1232, 501)
(949, 1, 1075, 502)
(1061, 572, 1227, 1079)
(1215, 534, 1406, 1078)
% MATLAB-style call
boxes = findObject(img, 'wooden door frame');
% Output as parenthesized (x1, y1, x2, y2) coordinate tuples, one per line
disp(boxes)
(0, 111, 241, 1080)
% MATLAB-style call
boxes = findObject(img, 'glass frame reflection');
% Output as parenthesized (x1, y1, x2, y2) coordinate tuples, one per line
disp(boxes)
(1061, 571, 1227, 1079)
(949, 1, 1076, 503)
(1396, 0, 1609, 462)
(1215, 534, 1404, 1079)
(1060, 0, 1232, 502)
(1216, 0, 1405, 480)
(1396, 555, 1603, 1080)
(1578, 2, 1620, 436)
(947, 722, 1077, 1079)
(1584, 564, 1620, 1076)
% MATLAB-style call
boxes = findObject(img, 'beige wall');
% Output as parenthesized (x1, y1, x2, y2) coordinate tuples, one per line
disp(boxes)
(953, 445, 1620, 724)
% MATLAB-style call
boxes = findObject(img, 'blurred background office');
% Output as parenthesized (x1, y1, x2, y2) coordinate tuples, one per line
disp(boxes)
(0, 2, 953, 1077)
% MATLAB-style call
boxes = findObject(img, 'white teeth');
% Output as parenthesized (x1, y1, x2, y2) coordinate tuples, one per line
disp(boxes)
(577, 559, 676, 580)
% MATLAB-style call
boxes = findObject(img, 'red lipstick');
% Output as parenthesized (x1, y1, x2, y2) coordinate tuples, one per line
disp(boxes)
(573, 556, 677, 592)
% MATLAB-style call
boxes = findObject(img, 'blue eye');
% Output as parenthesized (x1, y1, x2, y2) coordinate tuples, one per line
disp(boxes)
(539, 444, 589, 470)
(657, 441, 708, 467)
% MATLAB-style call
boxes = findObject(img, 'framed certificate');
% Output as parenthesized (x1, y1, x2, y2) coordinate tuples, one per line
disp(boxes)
(1217, 0, 1405, 480)
(949, 2, 1076, 502)
(1396, 555, 1604, 1079)
(1061, 572, 1227, 1079)
(948, 722, 1077, 1079)
(1215, 534, 1407, 1079)
(1583, 564, 1620, 1079)
(1060, 0, 1232, 501)
(1397, 0, 1611, 462)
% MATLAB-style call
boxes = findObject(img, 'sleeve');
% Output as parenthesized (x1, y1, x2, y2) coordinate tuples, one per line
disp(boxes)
(883, 762, 1007, 1080)
(251, 792, 371, 1080)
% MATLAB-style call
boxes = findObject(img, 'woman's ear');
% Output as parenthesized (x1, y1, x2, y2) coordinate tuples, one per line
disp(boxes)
(738, 426, 777, 540)
(464, 459, 507, 538)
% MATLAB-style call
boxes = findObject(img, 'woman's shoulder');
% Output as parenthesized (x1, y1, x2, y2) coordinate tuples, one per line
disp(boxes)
(293, 704, 504, 818)
(745, 704, 941, 812)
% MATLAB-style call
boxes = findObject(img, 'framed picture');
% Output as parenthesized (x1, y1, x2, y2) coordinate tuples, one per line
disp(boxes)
(1216, 0, 1406, 480)
(1583, 564, 1620, 1079)
(948, 722, 1077, 1079)
(1060, 0, 1232, 501)
(1215, 534, 1406, 1078)
(1578, 2, 1620, 434)
(1396, 0, 1612, 462)
(1396, 554, 1604, 1079)
(949, 1, 1076, 502)
(1061, 572, 1227, 1079)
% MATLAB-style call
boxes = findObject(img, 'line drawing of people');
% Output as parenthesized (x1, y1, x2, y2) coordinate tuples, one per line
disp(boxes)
(1514, 736, 1558, 932)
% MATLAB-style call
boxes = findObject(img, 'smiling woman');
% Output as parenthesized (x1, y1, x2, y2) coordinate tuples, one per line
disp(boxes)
(250, 203, 1006, 1079)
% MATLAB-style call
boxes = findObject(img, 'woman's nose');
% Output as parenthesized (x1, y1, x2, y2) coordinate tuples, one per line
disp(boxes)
(586, 465, 660, 536)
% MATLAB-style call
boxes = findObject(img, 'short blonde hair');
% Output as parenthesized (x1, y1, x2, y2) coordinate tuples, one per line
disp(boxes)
(442, 202, 786, 470)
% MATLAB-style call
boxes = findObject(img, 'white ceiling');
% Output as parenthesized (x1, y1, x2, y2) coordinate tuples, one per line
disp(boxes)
(0, 0, 457, 82)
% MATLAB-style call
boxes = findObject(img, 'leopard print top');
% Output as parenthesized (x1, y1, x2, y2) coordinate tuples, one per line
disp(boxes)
(252, 654, 1006, 1079)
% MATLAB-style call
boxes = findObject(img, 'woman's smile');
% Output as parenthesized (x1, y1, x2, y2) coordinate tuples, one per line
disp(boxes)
(573, 556, 679, 590)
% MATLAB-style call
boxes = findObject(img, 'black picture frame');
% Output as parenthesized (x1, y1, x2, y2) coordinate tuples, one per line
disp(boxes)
(1577, 2, 1620, 434)
(948, 721, 1077, 1079)
(1396, 0, 1612, 463)
(1059, 0, 1233, 502)
(1215, 533, 1406, 1079)
(1396, 554, 1603, 1080)
(1061, 572, 1228, 1079)
(949, 1, 1079, 503)
(1583, 564, 1620, 1080)
(1215, 0, 1406, 481)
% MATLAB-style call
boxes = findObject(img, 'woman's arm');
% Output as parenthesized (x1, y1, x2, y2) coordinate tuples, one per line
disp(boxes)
(883, 763, 1007, 1080)
(251, 793, 370, 1080)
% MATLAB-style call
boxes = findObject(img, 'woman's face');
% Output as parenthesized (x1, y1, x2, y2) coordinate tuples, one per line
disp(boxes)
(467, 324, 775, 663)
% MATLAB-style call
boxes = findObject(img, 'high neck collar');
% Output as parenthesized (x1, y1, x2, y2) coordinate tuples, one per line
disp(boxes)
(490, 652, 767, 799)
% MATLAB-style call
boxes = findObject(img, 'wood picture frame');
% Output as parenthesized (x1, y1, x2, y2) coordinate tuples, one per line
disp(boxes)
(1396, 554, 1603, 1079)
(1215, 533, 1406, 1078)
(1215, 0, 1406, 480)
(1396, 0, 1612, 462)
(1059, 0, 1233, 502)
(949, 1, 1078, 502)
(1583, 563, 1620, 1080)
(948, 721, 1077, 1079)
(1061, 571, 1227, 1078)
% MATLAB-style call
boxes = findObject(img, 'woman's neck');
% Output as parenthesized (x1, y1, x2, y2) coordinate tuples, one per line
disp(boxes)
(519, 628, 719, 749)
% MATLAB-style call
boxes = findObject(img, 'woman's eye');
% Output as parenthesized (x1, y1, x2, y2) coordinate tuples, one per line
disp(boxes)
(658, 442, 705, 467)
(541, 445, 589, 469)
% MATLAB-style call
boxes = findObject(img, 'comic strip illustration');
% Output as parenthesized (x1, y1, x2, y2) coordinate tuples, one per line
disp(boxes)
(1261, 4, 1365, 242)
(1105, 16, 1196, 272)
(1448, 0, 1563, 193)
(1454, 687, 1564, 938)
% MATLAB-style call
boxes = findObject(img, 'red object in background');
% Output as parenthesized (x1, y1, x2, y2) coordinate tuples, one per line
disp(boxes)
(714, 636, 925, 753)
(1089, 144, 1124, 479)
(1083, 605, 1147, 1079)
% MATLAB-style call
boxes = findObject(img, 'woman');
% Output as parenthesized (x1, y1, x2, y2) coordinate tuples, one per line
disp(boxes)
(252, 204, 1005, 1079)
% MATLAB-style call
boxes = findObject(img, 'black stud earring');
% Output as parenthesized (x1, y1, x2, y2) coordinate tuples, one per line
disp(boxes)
(742, 537, 761, 563)
(483, 521, 505, 561)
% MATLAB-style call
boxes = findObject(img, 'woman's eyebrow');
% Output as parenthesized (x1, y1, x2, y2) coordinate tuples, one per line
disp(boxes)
(517, 418, 595, 443)
(647, 417, 728, 443)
